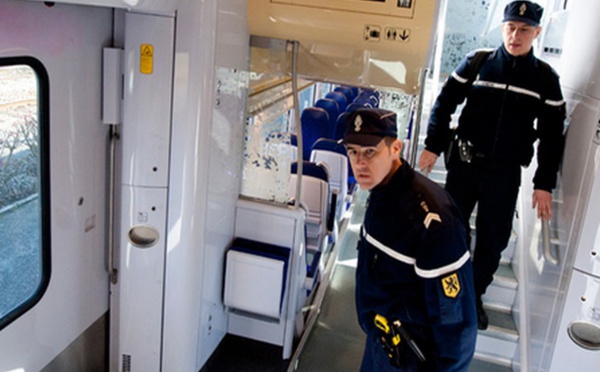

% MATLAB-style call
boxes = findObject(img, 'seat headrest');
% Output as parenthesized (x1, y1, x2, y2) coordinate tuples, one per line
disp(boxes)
(301, 107, 329, 124)
(311, 138, 347, 156)
(325, 91, 348, 112)
(291, 161, 329, 182)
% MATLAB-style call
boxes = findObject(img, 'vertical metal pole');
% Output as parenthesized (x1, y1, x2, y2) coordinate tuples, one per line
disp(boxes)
(408, 69, 428, 167)
(289, 40, 303, 208)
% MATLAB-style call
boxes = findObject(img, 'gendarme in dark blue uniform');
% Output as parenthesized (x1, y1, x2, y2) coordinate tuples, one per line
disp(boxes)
(343, 108, 477, 371)
(357, 161, 476, 371)
(425, 44, 565, 187)
(420, 0, 566, 330)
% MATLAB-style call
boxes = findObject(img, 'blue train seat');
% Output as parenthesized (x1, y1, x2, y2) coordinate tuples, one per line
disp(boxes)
(289, 161, 331, 253)
(346, 101, 373, 113)
(290, 133, 297, 147)
(332, 112, 356, 193)
(334, 112, 349, 141)
(357, 89, 380, 107)
(290, 133, 298, 161)
(349, 86, 359, 100)
(300, 107, 330, 161)
(325, 91, 348, 113)
(310, 138, 349, 224)
(334, 86, 356, 102)
(314, 98, 339, 138)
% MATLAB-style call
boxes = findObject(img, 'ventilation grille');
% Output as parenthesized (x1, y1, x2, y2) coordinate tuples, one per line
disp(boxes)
(122, 354, 132, 372)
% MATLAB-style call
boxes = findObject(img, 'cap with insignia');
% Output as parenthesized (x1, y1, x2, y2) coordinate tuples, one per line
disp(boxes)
(343, 108, 398, 147)
(502, 1, 543, 27)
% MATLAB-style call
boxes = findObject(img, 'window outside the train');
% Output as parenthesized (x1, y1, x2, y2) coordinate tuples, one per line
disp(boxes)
(0, 58, 50, 330)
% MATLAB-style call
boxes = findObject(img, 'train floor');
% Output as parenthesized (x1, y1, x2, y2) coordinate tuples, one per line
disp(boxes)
(201, 189, 511, 372)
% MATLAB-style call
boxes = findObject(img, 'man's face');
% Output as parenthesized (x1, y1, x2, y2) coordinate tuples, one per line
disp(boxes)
(345, 138, 401, 190)
(502, 21, 541, 57)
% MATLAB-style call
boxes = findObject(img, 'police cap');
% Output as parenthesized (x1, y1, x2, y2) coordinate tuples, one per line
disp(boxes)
(503, 1, 543, 27)
(343, 108, 397, 147)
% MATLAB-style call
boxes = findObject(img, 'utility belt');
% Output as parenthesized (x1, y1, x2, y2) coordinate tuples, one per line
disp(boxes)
(457, 138, 478, 163)
(443, 132, 487, 168)
(454, 138, 521, 168)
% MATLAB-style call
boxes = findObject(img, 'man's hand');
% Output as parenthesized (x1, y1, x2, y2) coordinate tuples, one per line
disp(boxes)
(418, 149, 439, 175)
(532, 189, 553, 221)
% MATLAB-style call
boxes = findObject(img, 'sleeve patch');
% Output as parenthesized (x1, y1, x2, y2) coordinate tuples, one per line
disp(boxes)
(441, 273, 461, 298)
(423, 212, 442, 229)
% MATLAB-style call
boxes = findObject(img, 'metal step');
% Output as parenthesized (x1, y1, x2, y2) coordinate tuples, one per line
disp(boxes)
(473, 305, 518, 369)
(474, 261, 519, 369)
(470, 352, 513, 372)
(483, 261, 518, 311)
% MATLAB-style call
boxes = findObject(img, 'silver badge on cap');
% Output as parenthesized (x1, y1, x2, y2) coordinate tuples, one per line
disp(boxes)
(519, 3, 527, 15)
(354, 115, 363, 132)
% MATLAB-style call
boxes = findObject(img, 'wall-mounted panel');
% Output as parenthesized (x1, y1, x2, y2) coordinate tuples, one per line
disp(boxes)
(248, 0, 440, 93)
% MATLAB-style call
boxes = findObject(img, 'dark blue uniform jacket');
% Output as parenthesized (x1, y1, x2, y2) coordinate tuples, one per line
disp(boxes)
(356, 161, 477, 371)
(425, 44, 566, 191)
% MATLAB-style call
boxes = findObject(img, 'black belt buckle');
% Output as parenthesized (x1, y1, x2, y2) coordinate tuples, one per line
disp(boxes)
(457, 138, 473, 163)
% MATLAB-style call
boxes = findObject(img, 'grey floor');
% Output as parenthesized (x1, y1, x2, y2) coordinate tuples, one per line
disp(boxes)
(295, 191, 366, 372)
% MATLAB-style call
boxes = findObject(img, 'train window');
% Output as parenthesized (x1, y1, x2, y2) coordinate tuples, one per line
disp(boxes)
(241, 71, 317, 203)
(0, 57, 50, 330)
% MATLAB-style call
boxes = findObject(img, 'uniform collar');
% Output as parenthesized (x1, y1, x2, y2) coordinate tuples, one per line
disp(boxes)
(370, 159, 414, 199)
(499, 43, 537, 67)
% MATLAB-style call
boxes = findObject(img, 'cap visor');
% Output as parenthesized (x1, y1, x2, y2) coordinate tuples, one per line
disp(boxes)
(503, 16, 539, 26)
(343, 134, 384, 147)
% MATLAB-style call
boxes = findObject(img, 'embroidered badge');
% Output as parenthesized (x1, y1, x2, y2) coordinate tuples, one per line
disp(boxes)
(442, 273, 461, 298)
(354, 114, 363, 132)
(519, 3, 527, 16)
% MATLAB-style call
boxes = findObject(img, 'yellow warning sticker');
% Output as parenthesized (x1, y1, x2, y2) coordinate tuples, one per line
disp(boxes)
(140, 44, 154, 74)
(441, 273, 461, 298)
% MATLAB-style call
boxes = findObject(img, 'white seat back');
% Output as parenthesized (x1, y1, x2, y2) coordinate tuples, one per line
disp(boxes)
(288, 162, 330, 252)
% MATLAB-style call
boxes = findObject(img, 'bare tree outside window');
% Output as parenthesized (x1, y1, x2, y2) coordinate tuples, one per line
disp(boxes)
(0, 64, 43, 322)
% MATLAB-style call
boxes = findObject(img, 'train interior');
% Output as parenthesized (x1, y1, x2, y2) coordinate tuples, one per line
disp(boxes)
(2, 0, 600, 371)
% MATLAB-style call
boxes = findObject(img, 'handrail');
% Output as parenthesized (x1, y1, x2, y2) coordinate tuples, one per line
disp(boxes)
(542, 218, 559, 266)
(408, 68, 428, 168)
(108, 124, 119, 284)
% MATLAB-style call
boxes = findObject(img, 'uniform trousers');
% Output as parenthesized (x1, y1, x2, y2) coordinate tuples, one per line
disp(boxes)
(444, 159, 521, 297)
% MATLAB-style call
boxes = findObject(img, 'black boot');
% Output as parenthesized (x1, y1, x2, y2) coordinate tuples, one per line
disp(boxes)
(476, 297, 488, 330)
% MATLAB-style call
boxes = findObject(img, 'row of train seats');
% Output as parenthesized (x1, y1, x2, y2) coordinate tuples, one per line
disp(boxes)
(222, 86, 382, 359)
(296, 84, 380, 226)
(300, 86, 380, 160)
(290, 86, 381, 292)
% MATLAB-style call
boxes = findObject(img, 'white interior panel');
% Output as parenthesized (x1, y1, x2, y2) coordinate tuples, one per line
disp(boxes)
(559, 0, 600, 99)
(550, 269, 600, 371)
(0, 1, 112, 370)
(121, 12, 175, 189)
(118, 185, 168, 372)
(224, 250, 285, 318)
(115, 11, 175, 372)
